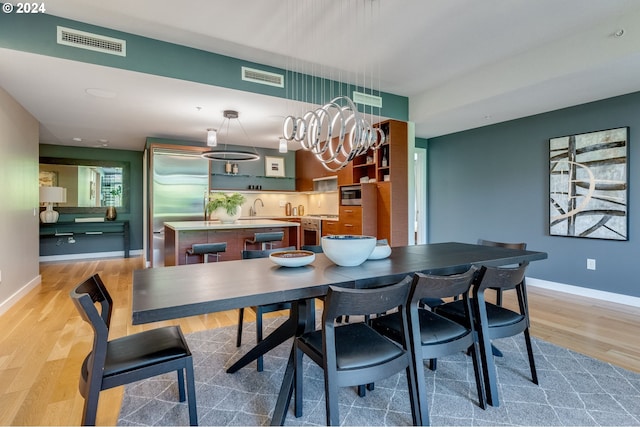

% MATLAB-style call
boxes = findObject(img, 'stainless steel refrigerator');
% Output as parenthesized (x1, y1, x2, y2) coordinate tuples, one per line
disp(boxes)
(149, 147, 209, 267)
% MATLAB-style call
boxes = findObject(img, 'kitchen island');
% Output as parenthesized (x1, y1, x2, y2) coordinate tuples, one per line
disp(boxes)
(163, 219, 300, 266)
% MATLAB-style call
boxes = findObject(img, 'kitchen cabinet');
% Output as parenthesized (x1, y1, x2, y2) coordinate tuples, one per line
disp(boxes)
(338, 183, 377, 236)
(321, 220, 339, 236)
(295, 149, 336, 191)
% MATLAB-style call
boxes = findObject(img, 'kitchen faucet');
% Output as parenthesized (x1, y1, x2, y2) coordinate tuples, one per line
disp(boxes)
(250, 198, 264, 216)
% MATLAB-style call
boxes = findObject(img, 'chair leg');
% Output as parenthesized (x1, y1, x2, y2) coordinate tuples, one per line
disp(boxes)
(523, 328, 539, 384)
(357, 384, 366, 397)
(428, 358, 437, 371)
(236, 308, 244, 347)
(324, 374, 340, 425)
(81, 388, 100, 426)
(255, 307, 264, 372)
(294, 345, 304, 417)
(177, 369, 186, 402)
(185, 360, 198, 426)
(468, 342, 487, 410)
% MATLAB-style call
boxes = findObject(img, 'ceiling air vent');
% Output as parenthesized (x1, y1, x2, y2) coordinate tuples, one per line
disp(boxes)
(353, 91, 383, 108)
(241, 66, 284, 88)
(57, 26, 126, 57)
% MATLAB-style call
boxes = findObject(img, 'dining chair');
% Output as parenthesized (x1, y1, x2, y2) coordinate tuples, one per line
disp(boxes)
(477, 239, 527, 306)
(434, 262, 538, 407)
(293, 277, 425, 426)
(237, 246, 296, 371)
(70, 274, 197, 426)
(370, 268, 487, 423)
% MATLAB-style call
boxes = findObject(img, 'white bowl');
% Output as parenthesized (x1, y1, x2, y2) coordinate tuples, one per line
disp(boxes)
(321, 235, 376, 266)
(269, 250, 315, 267)
(368, 243, 392, 260)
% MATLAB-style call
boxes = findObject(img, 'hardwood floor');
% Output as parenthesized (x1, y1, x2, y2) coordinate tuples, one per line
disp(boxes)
(1, 256, 639, 426)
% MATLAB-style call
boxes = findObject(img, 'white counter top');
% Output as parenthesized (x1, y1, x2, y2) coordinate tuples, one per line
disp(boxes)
(164, 219, 300, 231)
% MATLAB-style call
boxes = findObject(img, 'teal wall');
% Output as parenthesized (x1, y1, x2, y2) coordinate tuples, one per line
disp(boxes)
(39, 144, 144, 253)
(427, 91, 639, 297)
(0, 10, 408, 120)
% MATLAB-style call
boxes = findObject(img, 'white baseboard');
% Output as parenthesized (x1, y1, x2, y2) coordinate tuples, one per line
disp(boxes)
(527, 277, 640, 308)
(0, 274, 41, 316)
(39, 249, 143, 263)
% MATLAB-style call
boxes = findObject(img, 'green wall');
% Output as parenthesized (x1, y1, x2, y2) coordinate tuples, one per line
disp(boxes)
(39, 144, 144, 253)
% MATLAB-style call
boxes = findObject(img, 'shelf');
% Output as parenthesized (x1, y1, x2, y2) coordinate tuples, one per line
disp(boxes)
(255, 176, 295, 180)
(211, 173, 251, 177)
(353, 163, 376, 169)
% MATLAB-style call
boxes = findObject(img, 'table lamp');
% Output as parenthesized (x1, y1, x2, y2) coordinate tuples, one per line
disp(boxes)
(39, 186, 67, 223)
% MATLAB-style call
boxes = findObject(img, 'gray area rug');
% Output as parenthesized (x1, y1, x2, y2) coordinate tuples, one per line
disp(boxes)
(118, 316, 640, 426)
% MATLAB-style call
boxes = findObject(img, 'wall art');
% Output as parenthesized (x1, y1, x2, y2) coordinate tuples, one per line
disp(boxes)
(549, 127, 628, 240)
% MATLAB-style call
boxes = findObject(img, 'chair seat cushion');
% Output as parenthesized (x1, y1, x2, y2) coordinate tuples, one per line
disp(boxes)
(299, 323, 404, 370)
(103, 326, 190, 377)
(372, 310, 470, 346)
(435, 300, 524, 328)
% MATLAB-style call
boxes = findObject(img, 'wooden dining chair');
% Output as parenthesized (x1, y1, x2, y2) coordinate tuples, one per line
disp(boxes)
(237, 246, 296, 371)
(434, 262, 537, 407)
(293, 277, 425, 426)
(70, 274, 197, 426)
(370, 268, 487, 424)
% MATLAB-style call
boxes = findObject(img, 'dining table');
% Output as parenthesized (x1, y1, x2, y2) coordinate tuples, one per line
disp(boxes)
(132, 242, 547, 425)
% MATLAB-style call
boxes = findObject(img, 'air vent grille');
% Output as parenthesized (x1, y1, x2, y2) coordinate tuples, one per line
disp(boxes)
(353, 91, 383, 108)
(242, 66, 284, 88)
(57, 26, 126, 57)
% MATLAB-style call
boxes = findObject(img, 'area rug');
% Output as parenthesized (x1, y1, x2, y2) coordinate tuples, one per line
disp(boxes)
(118, 317, 640, 426)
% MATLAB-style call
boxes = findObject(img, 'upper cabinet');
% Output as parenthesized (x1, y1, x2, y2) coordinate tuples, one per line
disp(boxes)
(295, 148, 337, 191)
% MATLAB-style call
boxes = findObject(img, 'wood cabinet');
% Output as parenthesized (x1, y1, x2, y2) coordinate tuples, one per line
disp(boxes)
(295, 149, 336, 191)
(338, 183, 377, 236)
(333, 120, 408, 246)
(321, 220, 340, 236)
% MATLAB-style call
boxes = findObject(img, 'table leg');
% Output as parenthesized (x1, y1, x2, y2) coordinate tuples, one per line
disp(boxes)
(270, 299, 315, 426)
(226, 299, 315, 374)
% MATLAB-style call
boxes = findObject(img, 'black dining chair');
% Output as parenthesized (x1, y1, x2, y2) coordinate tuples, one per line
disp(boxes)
(370, 268, 487, 423)
(237, 246, 296, 371)
(293, 277, 425, 426)
(477, 239, 527, 306)
(434, 263, 538, 407)
(70, 274, 197, 426)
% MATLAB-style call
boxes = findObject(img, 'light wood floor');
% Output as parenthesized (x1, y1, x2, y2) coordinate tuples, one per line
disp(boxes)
(1, 257, 639, 426)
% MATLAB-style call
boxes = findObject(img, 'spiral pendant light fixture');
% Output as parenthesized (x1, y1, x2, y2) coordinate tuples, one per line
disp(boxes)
(281, 0, 385, 171)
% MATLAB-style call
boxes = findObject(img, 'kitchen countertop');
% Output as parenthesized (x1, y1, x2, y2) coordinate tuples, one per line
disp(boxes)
(164, 219, 300, 231)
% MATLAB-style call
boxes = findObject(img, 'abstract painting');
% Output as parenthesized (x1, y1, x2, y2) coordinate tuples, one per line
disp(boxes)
(549, 127, 628, 240)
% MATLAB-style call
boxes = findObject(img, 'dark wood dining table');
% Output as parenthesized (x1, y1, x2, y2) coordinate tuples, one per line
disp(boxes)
(132, 242, 547, 425)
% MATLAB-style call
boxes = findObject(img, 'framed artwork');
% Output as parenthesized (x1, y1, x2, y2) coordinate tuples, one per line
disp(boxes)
(549, 126, 628, 240)
(39, 170, 57, 187)
(265, 156, 285, 177)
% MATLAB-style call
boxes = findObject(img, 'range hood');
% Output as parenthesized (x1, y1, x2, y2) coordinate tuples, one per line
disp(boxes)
(312, 176, 338, 192)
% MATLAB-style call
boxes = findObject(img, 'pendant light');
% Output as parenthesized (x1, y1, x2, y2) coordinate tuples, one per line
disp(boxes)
(278, 138, 288, 153)
(202, 110, 260, 161)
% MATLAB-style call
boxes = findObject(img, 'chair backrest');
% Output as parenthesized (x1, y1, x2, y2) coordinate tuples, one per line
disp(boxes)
(191, 242, 227, 254)
(322, 276, 412, 322)
(477, 239, 526, 250)
(408, 266, 483, 305)
(253, 231, 284, 243)
(241, 246, 296, 259)
(69, 274, 113, 395)
(301, 245, 323, 253)
(475, 263, 528, 292)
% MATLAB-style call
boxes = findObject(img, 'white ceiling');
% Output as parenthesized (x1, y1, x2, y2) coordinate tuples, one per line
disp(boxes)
(1, 0, 640, 151)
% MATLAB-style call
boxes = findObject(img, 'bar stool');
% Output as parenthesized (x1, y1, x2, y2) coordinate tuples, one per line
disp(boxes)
(244, 231, 284, 250)
(185, 242, 227, 264)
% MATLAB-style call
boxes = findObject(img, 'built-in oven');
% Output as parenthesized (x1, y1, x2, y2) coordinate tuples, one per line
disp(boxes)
(340, 185, 362, 206)
(301, 216, 321, 246)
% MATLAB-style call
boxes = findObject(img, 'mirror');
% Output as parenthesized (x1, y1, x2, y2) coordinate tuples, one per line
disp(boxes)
(39, 157, 130, 214)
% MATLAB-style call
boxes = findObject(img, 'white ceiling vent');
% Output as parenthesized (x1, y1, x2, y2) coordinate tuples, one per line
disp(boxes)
(242, 66, 284, 88)
(353, 91, 383, 108)
(57, 26, 126, 57)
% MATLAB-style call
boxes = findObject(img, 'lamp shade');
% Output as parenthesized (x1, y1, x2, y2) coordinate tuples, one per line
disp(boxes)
(207, 129, 217, 147)
(278, 138, 288, 153)
(39, 186, 67, 203)
(39, 186, 66, 223)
